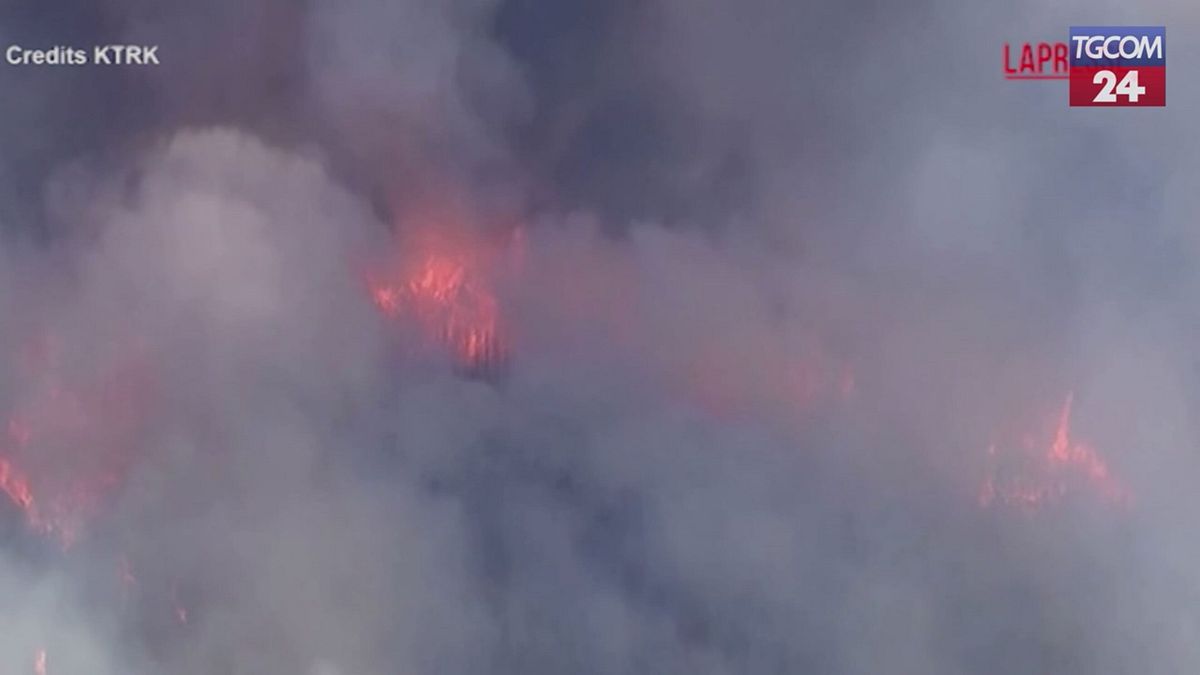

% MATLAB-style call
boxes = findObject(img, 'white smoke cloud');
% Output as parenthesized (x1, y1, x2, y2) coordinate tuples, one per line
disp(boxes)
(2, 1, 1200, 674)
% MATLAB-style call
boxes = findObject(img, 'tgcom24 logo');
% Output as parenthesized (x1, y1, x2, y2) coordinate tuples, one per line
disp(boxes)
(1003, 26, 1165, 107)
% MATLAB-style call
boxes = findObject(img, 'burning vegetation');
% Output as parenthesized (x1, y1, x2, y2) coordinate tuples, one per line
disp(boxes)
(0, 333, 152, 549)
(0, 192, 1144, 675)
(367, 222, 513, 377)
(979, 393, 1131, 513)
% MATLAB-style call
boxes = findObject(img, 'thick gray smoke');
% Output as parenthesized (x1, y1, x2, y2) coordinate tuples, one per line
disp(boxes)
(2, 1, 1199, 673)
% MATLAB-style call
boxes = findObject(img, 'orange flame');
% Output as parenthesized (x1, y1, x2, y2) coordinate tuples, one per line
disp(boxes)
(368, 225, 511, 372)
(0, 334, 152, 548)
(0, 440, 36, 514)
(1, 420, 64, 542)
(980, 392, 1130, 512)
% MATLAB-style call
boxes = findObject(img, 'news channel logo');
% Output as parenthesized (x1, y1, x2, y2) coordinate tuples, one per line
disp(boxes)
(1002, 26, 1165, 107)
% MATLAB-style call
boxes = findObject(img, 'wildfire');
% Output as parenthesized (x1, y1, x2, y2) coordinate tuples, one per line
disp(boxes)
(979, 392, 1130, 512)
(0, 416, 85, 544)
(0, 334, 151, 548)
(368, 224, 511, 373)
(34, 648, 46, 675)
(0, 442, 36, 512)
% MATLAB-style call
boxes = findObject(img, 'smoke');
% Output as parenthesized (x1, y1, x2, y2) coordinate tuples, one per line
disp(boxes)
(2, 1, 1200, 674)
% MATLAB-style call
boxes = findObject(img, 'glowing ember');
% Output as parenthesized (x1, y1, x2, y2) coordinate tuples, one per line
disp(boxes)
(980, 392, 1131, 512)
(368, 227, 509, 373)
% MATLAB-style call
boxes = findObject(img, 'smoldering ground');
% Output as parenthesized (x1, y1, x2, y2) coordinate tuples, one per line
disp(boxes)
(1, 1, 1200, 673)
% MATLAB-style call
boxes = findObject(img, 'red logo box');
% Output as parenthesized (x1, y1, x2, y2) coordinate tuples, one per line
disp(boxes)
(1070, 65, 1165, 106)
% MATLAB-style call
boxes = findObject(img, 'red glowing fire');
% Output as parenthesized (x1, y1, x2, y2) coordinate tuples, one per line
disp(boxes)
(368, 225, 511, 372)
(979, 393, 1130, 512)
(0, 334, 152, 548)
